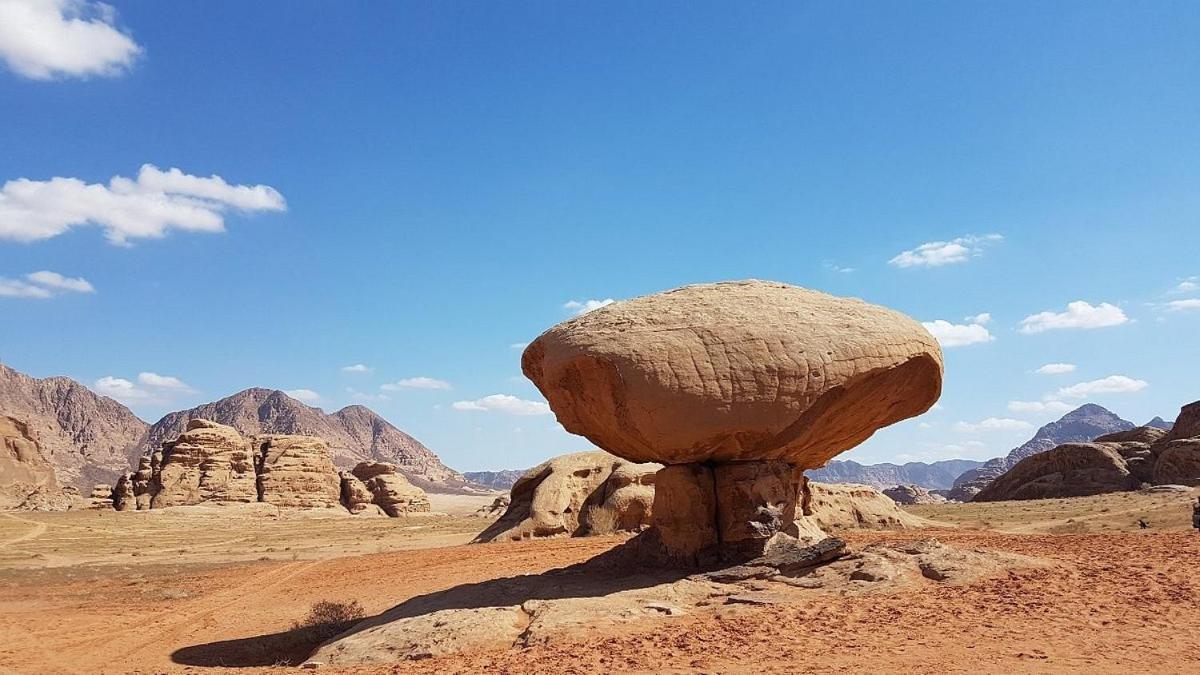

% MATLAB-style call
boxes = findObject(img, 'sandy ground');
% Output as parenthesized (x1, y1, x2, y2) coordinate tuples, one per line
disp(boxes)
(1, 489, 1198, 674)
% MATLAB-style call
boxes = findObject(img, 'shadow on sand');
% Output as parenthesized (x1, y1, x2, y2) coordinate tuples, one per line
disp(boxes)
(172, 536, 688, 667)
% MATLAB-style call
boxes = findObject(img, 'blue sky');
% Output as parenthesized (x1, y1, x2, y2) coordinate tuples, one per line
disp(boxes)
(1, 1, 1198, 471)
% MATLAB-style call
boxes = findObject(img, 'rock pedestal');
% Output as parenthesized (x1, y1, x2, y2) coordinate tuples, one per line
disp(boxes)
(651, 459, 803, 566)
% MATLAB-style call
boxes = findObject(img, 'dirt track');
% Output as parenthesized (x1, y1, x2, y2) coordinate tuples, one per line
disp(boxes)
(2, 493, 1199, 674)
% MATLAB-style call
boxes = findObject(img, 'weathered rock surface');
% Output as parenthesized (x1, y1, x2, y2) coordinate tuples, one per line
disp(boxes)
(255, 435, 341, 508)
(150, 420, 257, 507)
(473, 451, 660, 542)
(349, 462, 431, 516)
(1094, 427, 1168, 444)
(1145, 416, 1174, 431)
(136, 389, 470, 493)
(973, 443, 1142, 501)
(522, 280, 942, 468)
(1151, 440, 1200, 486)
(0, 415, 72, 511)
(882, 484, 945, 505)
(472, 495, 510, 518)
(805, 482, 926, 530)
(0, 363, 148, 490)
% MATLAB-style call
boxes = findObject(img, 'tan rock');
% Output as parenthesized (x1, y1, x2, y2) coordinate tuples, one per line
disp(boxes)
(132, 455, 154, 510)
(882, 484, 946, 505)
(648, 463, 718, 564)
(804, 482, 925, 530)
(473, 451, 659, 543)
(473, 495, 511, 518)
(112, 474, 135, 511)
(1151, 440, 1200, 486)
(350, 462, 430, 516)
(1095, 426, 1168, 444)
(522, 280, 942, 467)
(151, 420, 257, 507)
(339, 472, 376, 514)
(973, 443, 1141, 501)
(255, 435, 341, 508)
(0, 415, 71, 511)
(713, 461, 800, 557)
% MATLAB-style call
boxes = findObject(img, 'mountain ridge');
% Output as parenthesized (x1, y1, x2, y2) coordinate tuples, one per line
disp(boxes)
(807, 458, 984, 490)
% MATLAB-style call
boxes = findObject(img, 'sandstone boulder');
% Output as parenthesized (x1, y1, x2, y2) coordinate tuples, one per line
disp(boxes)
(522, 280, 942, 468)
(473, 495, 510, 518)
(804, 482, 925, 530)
(973, 443, 1142, 502)
(87, 483, 114, 509)
(1094, 426, 1168, 444)
(132, 455, 154, 510)
(1151, 440, 1200, 486)
(151, 420, 257, 507)
(350, 462, 431, 516)
(0, 415, 71, 511)
(882, 484, 945, 505)
(255, 435, 341, 508)
(112, 474, 135, 511)
(473, 451, 660, 542)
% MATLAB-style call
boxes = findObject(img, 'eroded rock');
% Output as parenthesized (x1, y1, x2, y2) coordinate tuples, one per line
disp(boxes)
(151, 420, 257, 507)
(350, 462, 431, 516)
(0, 415, 72, 511)
(255, 435, 342, 508)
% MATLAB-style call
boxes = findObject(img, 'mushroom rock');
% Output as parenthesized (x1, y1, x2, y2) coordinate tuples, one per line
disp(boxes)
(522, 280, 942, 563)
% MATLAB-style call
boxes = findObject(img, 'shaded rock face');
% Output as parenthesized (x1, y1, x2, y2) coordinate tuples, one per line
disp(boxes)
(151, 420, 257, 508)
(347, 462, 431, 516)
(951, 404, 1135, 499)
(1152, 440, 1200, 486)
(256, 435, 341, 508)
(522, 281, 942, 468)
(882, 484, 945, 505)
(473, 452, 661, 542)
(0, 415, 72, 511)
(973, 443, 1142, 501)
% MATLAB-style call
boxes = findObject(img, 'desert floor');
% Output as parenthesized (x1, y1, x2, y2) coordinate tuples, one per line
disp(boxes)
(2, 490, 1199, 674)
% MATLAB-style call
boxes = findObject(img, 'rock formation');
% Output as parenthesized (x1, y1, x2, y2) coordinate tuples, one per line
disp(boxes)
(473, 451, 660, 542)
(521, 281, 941, 564)
(974, 402, 1200, 500)
(473, 495, 510, 518)
(0, 363, 148, 489)
(949, 404, 1134, 500)
(882, 484, 946, 505)
(256, 435, 342, 508)
(806, 482, 927, 529)
(1146, 416, 1174, 431)
(151, 420, 258, 507)
(1, 414, 72, 511)
(343, 462, 431, 516)
(136, 389, 471, 492)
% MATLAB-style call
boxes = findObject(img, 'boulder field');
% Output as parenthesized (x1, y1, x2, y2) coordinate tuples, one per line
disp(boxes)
(111, 419, 429, 516)
(974, 401, 1200, 502)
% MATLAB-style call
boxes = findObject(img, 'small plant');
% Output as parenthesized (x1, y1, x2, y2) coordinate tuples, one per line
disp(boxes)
(292, 600, 366, 641)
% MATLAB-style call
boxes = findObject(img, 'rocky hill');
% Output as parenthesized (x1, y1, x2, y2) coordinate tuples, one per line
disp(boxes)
(949, 404, 1134, 500)
(1146, 416, 1174, 430)
(463, 469, 526, 491)
(136, 388, 475, 492)
(0, 363, 148, 489)
(807, 458, 983, 490)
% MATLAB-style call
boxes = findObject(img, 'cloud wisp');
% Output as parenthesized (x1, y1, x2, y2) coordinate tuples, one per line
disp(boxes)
(889, 234, 1002, 268)
(563, 298, 614, 316)
(921, 314, 994, 348)
(284, 388, 321, 404)
(381, 377, 452, 391)
(1034, 363, 1076, 375)
(0, 0, 142, 80)
(954, 417, 1034, 433)
(0, 270, 95, 298)
(452, 394, 551, 416)
(1018, 301, 1128, 334)
(0, 164, 286, 245)
(93, 371, 194, 406)
(1050, 375, 1148, 400)
(341, 364, 372, 374)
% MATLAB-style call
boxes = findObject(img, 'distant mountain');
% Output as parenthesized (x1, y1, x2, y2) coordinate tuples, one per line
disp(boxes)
(0, 363, 148, 489)
(1146, 416, 1174, 430)
(136, 388, 476, 493)
(949, 403, 1134, 500)
(807, 459, 983, 490)
(463, 469, 526, 491)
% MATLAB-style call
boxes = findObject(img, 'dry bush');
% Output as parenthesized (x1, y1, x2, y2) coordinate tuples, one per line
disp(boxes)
(582, 504, 619, 535)
(291, 600, 366, 641)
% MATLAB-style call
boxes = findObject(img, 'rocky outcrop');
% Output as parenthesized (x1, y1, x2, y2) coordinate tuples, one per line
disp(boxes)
(151, 420, 257, 507)
(0, 415, 72, 511)
(473, 495, 510, 518)
(0, 363, 148, 489)
(1146, 416, 1173, 431)
(882, 484, 945, 505)
(973, 443, 1142, 501)
(256, 435, 342, 508)
(136, 389, 471, 493)
(523, 280, 942, 468)
(473, 452, 660, 542)
(521, 281, 941, 563)
(950, 404, 1135, 500)
(1151, 440, 1200, 486)
(345, 462, 431, 516)
(809, 459, 982, 490)
(805, 482, 926, 530)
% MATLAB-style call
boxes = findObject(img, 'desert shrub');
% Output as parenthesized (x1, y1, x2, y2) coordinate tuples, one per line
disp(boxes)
(581, 504, 619, 535)
(291, 600, 366, 641)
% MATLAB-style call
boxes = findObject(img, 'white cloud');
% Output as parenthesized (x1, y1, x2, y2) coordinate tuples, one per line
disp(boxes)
(954, 417, 1035, 433)
(1050, 375, 1148, 400)
(94, 376, 150, 403)
(1018, 301, 1128, 334)
(452, 394, 551, 416)
(823, 262, 856, 274)
(341, 364, 372, 373)
(285, 388, 321, 404)
(1035, 362, 1076, 375)
(0, 0, 142, 80)
(0, 164, 286, 245)
(921, 316, 993, 348)
(0, 270, 95, 298)
(1171, 277, 1197, 294)
(563, 298, 614, 315)
(509, 342, 528, 350)
(964, 312, 992, 326)
(1165, 299, 1200, 312)
(381, 376, 452, 391)
(1007, 400, 1073, 414)
(888, 234, 1002, 268)
(136, 371, 193, 392)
